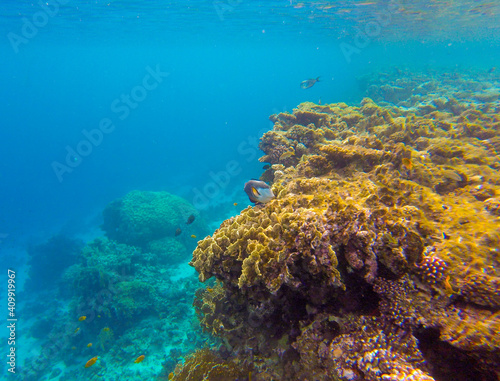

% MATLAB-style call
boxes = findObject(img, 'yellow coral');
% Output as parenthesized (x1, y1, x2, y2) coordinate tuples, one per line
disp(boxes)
(169, 348, 250, 381)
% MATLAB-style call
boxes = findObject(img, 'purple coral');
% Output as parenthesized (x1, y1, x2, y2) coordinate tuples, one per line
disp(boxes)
(415, 255, 447, 284)
(345, 231, 378, 284)
(330, 318, 434, 381)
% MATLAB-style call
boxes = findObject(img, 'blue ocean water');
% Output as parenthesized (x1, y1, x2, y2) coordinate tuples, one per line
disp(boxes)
(0, 0, 499, 380)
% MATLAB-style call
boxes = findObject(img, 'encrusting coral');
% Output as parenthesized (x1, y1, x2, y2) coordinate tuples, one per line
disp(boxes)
(186, 96, 500, 380)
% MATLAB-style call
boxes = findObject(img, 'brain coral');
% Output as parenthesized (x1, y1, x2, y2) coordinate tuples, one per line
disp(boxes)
(101, 190, 198, 247)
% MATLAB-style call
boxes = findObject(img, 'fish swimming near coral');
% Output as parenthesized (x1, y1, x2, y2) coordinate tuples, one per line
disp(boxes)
(134, 355, 145, 363)
(85, 356, 98, 368)
(279, 147, 295, 161)
(186, 214, 195, 225)
(401, 157, 412, 170)
(300, 77, 320, 89)
(244, 180, 275, 204)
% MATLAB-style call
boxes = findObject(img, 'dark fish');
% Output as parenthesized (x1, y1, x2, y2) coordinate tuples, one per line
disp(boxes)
(300, 77, 320, 89)
(175, 228, 182, 236)
(186, 214, 195, 225)
(244, 180, 275, 204)
(488, 67, 496, 73)
(263, 164, 271, 170)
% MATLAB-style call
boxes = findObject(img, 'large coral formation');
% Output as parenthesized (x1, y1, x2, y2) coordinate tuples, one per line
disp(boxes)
(188, 94, 500, 380)
(102, 190, 200, 247)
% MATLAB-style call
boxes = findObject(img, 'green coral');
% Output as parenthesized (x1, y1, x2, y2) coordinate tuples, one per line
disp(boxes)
(114, 280, 156, 318)
(102, 190, 198, 247)
(147, 236, 190, 264)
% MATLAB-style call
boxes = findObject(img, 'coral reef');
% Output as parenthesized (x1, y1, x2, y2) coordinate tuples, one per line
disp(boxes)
(102, 190, 200, 247)
(187, 92, 500, 380)
(22, 192, 211, 381)
(165, 348, 251, 381)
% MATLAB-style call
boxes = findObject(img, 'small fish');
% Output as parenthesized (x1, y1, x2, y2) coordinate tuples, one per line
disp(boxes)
(488, 67, 496, 73)
(74, 327, 80, 334)
(87, 343, 92, 348)
(134, 355, 145, 363)
(262, 164, 271, 170)
(85, 356, 98, 368)
(168, 372, 174, 380)
(191, 234, 197, 239)
(97, 315, 101, 318)
(233, 202, 238, 206)
(401, 157, 412, 170)
(175, 228, 182, 236)
(71, 346, 77, 350)
(244, 180, 275, 204)
(206, 287, 214, 293)
(103, 327, 110, 332)
(78, 316, 86, 321)
(279, 147, 295, 161)
(186, 214, 195, 225)
(300, 77, 320, 89)
(442, 169, 462, 181)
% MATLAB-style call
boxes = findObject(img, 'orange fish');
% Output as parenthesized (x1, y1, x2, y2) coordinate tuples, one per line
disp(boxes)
(85, 356, 98, 368)
(134, 355, 145, 363)
(401, 157, 413, 170)
(87, 343, 92, 348)
(168, 372, 174, 380)
(191, 234, 197, 239)
(78, 316, 86, 321)
(233, 202, 238, 206)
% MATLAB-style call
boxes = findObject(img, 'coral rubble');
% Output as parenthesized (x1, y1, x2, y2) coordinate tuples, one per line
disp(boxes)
(187, 92, 500, 380)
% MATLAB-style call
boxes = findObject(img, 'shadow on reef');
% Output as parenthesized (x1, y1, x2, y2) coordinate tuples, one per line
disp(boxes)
(168, 87, 500, 380)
